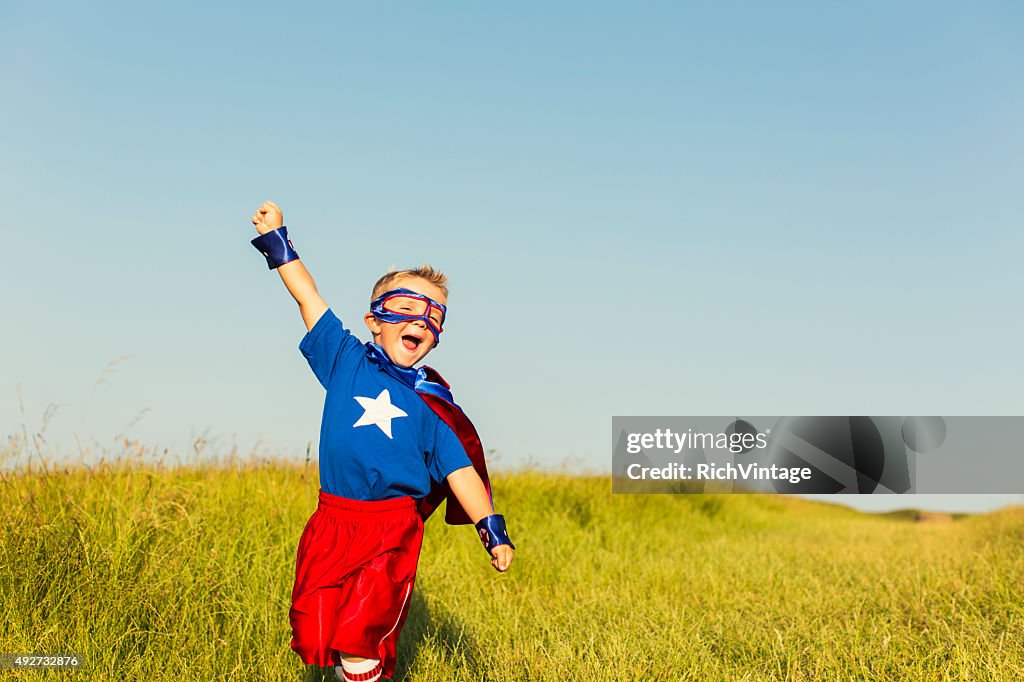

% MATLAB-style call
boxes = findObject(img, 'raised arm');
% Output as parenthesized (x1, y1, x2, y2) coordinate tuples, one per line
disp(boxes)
(251, 201, 329, 332)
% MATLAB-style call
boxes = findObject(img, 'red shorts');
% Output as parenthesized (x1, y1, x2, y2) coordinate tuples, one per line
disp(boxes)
(289, 490, 424, 678)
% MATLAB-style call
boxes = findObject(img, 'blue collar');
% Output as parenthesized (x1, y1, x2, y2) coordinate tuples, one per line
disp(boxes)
(365, 342, 457, 405)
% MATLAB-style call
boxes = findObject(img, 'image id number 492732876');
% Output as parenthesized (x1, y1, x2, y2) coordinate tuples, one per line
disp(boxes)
(0, 653, 83, 669)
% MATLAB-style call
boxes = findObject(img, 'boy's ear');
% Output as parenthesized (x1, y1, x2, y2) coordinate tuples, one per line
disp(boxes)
(363, 312, 382, 335)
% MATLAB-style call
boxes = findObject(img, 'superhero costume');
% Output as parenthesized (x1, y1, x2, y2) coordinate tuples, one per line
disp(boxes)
(289, 307, 493, 677)
(251, 228, 511, 677)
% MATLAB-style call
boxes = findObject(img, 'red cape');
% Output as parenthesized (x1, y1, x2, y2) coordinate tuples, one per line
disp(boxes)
(415, 367, 491, 525)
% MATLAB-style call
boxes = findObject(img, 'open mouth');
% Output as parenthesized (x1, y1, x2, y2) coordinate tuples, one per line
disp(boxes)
(401, 334, 423, 352)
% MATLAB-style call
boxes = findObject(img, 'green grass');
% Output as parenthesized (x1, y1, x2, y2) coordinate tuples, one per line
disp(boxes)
(1, 443, 1022, 681)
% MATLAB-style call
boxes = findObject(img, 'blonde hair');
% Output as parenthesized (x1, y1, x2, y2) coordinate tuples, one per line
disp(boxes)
(371, 264, 449, 303)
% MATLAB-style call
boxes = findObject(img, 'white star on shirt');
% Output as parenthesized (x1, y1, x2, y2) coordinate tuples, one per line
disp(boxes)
(352, 389, 408, 439)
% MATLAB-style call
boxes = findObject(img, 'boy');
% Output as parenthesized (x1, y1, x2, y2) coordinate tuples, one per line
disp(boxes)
(249, 201, 514, 682)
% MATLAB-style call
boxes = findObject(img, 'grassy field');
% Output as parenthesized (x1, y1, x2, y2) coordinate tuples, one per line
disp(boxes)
(1, 444, 1022, 681)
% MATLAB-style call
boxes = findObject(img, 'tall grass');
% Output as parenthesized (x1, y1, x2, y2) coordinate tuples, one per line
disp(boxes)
(1, 440, 1022, 680)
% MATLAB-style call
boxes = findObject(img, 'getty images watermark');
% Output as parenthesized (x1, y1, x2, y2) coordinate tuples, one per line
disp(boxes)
(622, 427, 811, 484)
(612, 416, 1024, 494)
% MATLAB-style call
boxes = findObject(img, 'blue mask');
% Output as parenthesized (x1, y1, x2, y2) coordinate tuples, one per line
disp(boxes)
(370, 287, 447, 344)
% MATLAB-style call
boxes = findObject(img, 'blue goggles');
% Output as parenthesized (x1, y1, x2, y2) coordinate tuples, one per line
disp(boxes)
(370, 287, 447, 343)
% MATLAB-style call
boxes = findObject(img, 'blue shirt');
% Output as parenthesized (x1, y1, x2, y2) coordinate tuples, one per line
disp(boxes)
(300, 308, 473, 500)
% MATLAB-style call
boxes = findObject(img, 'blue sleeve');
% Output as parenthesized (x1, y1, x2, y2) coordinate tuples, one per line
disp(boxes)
(427, 418, 473, 484)
(298, 308, 365, 389)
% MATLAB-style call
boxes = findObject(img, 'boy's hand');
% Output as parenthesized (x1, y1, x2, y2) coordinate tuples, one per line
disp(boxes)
(490, 544, 514, 572)
(251, 200, 284, 235)
(247, 199, 328, 332)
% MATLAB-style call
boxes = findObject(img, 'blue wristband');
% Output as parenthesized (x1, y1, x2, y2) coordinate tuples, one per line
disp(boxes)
(475, 514, 515, 554)
(251, 226, 300, 269)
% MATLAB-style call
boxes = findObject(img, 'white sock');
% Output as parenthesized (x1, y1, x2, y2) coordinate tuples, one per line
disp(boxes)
(335, 657, 383, 682)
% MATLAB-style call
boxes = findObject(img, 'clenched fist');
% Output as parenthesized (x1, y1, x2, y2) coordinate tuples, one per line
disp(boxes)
(251, 200, 284, 235)
(490, 544, 514, 572)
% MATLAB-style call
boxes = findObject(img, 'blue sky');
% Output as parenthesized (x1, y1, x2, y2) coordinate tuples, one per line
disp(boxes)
(2, 1, 1022, 513)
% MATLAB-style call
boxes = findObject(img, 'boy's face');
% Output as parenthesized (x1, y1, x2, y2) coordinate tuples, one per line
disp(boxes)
(364, 276, 448, 368)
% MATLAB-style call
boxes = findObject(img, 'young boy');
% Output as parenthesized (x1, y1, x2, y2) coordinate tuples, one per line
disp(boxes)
(249, 200, 514, 682)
